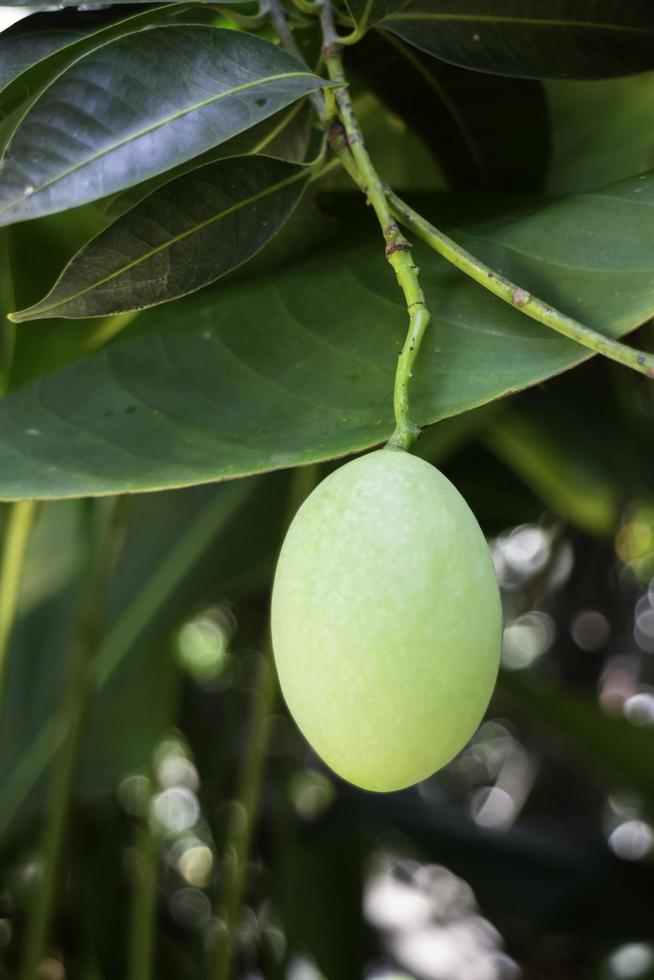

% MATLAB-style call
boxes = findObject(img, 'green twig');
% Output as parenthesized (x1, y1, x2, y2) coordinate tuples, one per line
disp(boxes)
(19, 497, 129, 980)
(386, 190, 654, 380)
(210, 466, 317, 980)
(0, 501, 37, 716)
(319, 0, 431, 449)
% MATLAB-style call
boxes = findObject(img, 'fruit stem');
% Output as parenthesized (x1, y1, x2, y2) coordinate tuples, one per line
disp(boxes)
(319, 0, 431, 450)
(386, 188, 654, 379)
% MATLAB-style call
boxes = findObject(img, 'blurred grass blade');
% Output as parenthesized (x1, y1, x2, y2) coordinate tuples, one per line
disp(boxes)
(0, 480, 252, 837)
(483, 408, 622, 536)
(0, 501, 38, 711)
(19, 497, 129, 980)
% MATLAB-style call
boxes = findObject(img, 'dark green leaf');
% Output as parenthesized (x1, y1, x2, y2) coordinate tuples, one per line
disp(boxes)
(11, 155, 310, 320)
(0, 26, 325, 226)
(345, 0, 411, 32)
(0, 5, 207, 158)
(0, 172, 652, 500)
(381, 1, 654, 80)
(350, 30, 549, 190)
(0, 25, 85, 93)
(0, 5, 222, 94)
(0, 0, 252, 6)
(102, 99, 312, 220)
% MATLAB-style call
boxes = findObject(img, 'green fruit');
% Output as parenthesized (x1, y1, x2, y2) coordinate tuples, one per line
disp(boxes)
(271, 449, 502, 792)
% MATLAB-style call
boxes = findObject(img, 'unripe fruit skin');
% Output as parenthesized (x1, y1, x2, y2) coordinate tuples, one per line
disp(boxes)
(271, 449, 502, 792)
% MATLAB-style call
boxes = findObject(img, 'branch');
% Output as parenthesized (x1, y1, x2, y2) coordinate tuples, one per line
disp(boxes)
(386, 189, 654, 380)
(320, 0, 432, 449)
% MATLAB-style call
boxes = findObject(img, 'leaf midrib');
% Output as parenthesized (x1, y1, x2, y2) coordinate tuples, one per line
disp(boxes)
(383, 12, 654, 34)
(13, 166, 308, 319)
(0, 70, 317, 217)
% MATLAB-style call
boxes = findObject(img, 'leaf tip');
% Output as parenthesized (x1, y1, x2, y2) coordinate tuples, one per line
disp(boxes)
(6, 308, 33, 324)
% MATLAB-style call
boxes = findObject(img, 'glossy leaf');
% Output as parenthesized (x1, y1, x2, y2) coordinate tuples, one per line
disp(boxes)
(0, 26, 325, 226)
(0, 4, 232, 95)
(0, 25, 85, 93)
(350, 30, 549, 190)
(0, 172, 652, 500)
(11, 155, 310, 320)
(345, 0, 411, 32)
(102, 99, 313, 220)
(0, 5, 188, 93)
(0, 5, 212, 160)
(381, 1, 654, 80)
(0, 0, 252, 6)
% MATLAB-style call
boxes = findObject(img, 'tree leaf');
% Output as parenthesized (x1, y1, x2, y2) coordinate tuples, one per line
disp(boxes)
(350, 30, 549, 190)
(0, 6, 227, 95)
(0, 5, 213, 159)
(0, 26, 325, 226)
(381, 1, 654, 80)
(10, 155, 310, 320)
(0, 171, 652, 500)
(101, 98, 313, 220)
(345, 0, 411, 33)
(0, 0, 252, 6)
(0, 24, 85, 93)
